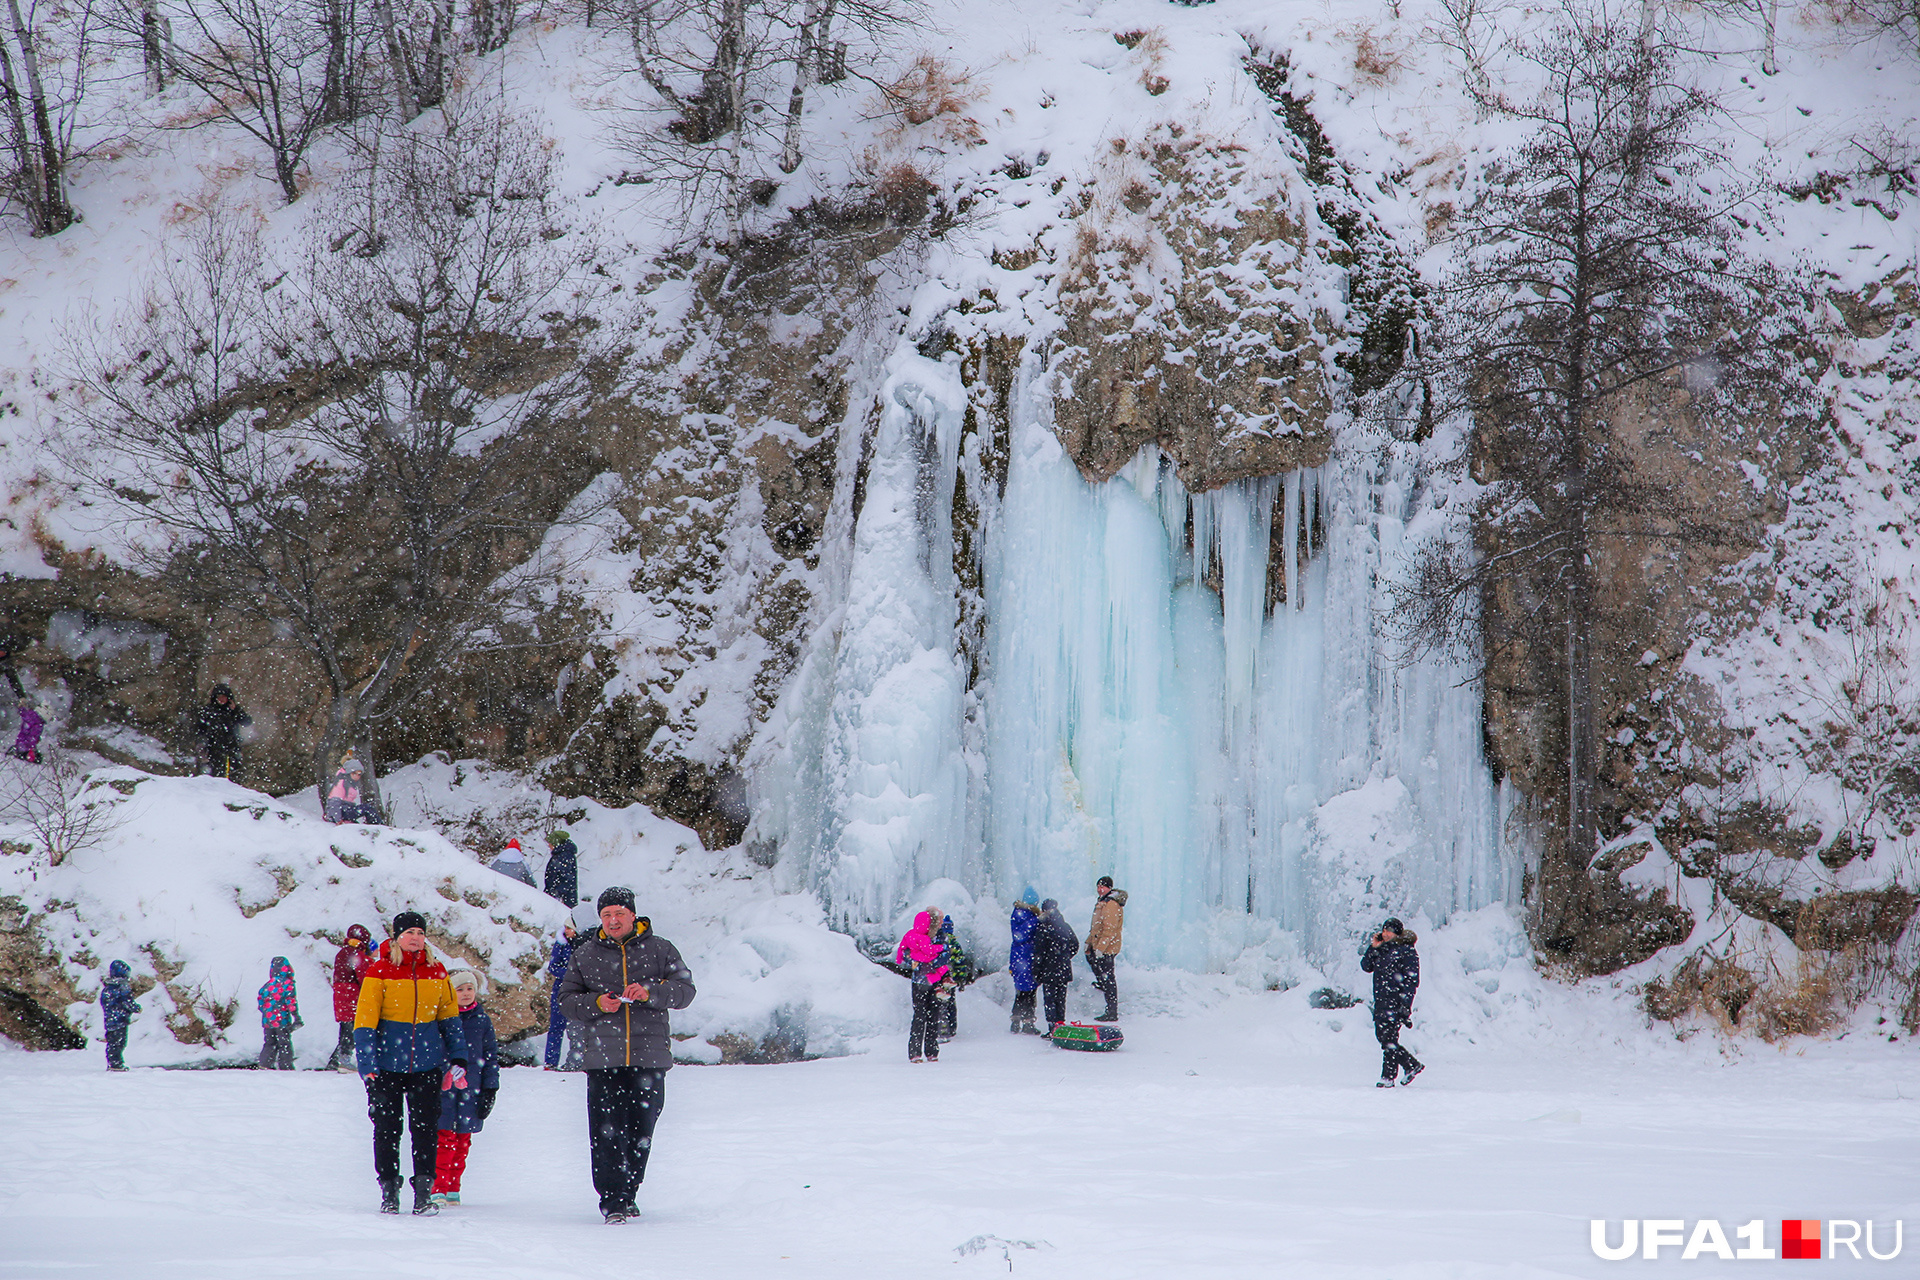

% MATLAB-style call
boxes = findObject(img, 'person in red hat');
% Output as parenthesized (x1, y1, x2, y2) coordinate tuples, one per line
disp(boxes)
(488, 839, 536, 887)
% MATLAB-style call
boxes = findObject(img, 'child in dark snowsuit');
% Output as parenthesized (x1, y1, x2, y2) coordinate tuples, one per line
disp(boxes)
(894, 910, 951, 1062)
(431, 969, 500, 1208)
(100, 960, 140, 1070)
(1360, 918, 1423, 1087)
(257, 956, 301, 1069)
(10, 699, 44, 762)
(933, 915, 973, 1042)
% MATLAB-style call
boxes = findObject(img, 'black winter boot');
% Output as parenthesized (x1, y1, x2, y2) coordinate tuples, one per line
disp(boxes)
(379, 1181, 401, 1214)
(411, 1177, 439, 1216)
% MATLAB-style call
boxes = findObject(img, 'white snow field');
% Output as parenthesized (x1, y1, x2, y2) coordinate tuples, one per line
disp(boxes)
(3, 993, 1917, 1280)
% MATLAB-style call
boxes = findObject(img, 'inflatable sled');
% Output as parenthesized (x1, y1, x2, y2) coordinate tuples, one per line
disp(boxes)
(1050, 1022, 1123, 1052)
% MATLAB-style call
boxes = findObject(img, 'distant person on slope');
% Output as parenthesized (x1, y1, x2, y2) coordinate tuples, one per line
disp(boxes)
(430, 969, 500, 1209)
(1033, 900, 1079, 1030)
(1360, 918, 1423, 1088)
(355, 912, 472, 1216)
(328, 924, 375, 1070)
(556, 887, 696, 1224)
(324, 755, 375, 824)
(0, 640, 25, 699)
(542, 830, 579, 906)
(1008, 887, 1042, 1034)
(193, 684, 251, 780)
(489, 839, 537, 887)
(257, 956, 302, 1070)
(894, 909, 952, 1063)
(9, 698, 45, 762)
(934, 914, 973, 1043)
(1084, 877, 1127, 1022)
(544, 919, 580, 1071)
(100, 959, 141, 1071)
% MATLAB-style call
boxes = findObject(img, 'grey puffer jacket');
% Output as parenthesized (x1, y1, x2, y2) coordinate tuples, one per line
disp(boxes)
(555, 923, 696, 1070)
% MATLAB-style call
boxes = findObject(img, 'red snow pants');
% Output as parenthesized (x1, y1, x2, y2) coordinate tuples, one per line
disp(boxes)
(432, 1131, 473, 1193)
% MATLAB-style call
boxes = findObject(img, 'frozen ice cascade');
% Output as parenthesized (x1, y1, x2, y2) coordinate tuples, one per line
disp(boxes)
(752, 347, 1523, 969)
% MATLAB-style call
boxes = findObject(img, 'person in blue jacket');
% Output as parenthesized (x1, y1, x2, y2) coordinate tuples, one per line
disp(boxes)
(1360, 918, 1423, 1087)
(430, 969, 500, 1208)
(100, 960, 140, 1070)
(542, 831, 579, 906)
(544, 920, 578, 1070)
(1008, 887, 1041, 1034)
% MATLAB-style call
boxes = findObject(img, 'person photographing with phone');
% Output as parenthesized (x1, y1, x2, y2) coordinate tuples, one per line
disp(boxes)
(1360, 918, 1423, 1088)
(556, 886, 696, 1224)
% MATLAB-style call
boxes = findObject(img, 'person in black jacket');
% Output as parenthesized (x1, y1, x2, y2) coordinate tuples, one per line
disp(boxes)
(1360, 918, 1423, 1087)
(194, 684, 252, 780)
(1033, 899, 1079, 1029)
(543, 831, 579, 906)
(0, 641, 24, 700)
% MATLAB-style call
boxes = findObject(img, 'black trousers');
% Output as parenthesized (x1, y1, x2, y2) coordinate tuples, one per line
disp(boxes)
(586, 1067, 665, 1213)
(327, 1022, 354, 1068)
(936, 988, 957, 1040)
(1010, 989, 1037, 1030)
(1041, 980, 1067, 1027)
(259, 1026, 294, 1070)
(1088, 952, 1118, 1012)
(367, 1069, 441, 1188)
(908, 983, 940, 1059)
(1374, 1008, 1420, 1079)
(204, 744, 240, 779)
(104, 1026, 127, 1069)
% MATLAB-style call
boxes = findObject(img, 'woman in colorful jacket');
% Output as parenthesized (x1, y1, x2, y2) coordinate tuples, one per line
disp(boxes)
(257, 956, 301, 1070)
(354, 911, 472, 1216)
(894, 909, 951, 1063)
(430, 969, 500, 1208)
(327, 924, 374, 1069)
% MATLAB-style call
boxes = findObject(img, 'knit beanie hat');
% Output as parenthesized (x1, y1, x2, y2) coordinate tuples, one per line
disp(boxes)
(501, 839, 523, 856)
(1381, 917, 1404, 935)
(597, 885, 636, 913)
(446, 969, 481, 993)
(392, 910, 428, 935)
(1020, 885, 1039, 906)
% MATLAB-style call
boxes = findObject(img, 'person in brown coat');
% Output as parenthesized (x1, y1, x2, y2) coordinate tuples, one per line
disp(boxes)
(1084, 877, 1127, 1022)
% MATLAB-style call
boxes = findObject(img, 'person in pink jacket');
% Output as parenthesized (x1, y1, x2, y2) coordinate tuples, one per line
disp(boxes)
(894, 910, 952, 1063)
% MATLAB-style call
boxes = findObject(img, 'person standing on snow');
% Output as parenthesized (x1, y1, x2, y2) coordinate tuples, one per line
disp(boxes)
(544, 919, 580, 1071)
(1360, 918, 1423, 1088)
(489, 839, 536, 888)
(355, 911, 472, 1216)
(429, 969, 500, 1209)
(1033, 899, 1079, 1030)
(933, 914, 973, 1043)
(100, 959, 140, 1071)
(328, 925, 375, 1070)
(542, 830, 579, 906)
(1084, 877, 1127, 1022)
(257, 956, 302, 1069)
(0, 640, 24, 700)
(556, 887, 696, 1224)
(1008, 888, 1042, 1034)
(9, 699, 45, 762)
(894, 909, 952, 1063)
(194, 684, 251, 780)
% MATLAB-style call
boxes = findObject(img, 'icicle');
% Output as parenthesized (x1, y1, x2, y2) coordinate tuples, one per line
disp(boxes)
(1282, 470, 1301, 612)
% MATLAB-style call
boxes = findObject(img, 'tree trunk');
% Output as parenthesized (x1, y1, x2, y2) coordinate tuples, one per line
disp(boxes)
(420, 0, 454, 109)
(142, 0, 166, 93)
(778, 0, 835, 174)
(4, 0, 74, 235)
(1761, 0, 1779, 75)
(372, 0, 419, 122)
(0, 34, 44, 232)
(322, 0, 353, 122)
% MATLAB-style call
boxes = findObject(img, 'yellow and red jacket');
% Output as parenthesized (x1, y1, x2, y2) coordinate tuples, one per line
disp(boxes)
(352, 939, 470, 1078)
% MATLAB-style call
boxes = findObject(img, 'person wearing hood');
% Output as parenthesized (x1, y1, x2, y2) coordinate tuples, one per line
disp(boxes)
(99, 960, 141, 1071)
(489, 839, 536, 888)
(0, 640, 23, 700)
(325, 755, 375, 824)
(542, 831, 579, 906)
(1360, 918, 1423, 1087)
(544, 918, 581, 1070)
(328, 925, 375, 1070)
(894, 909, 952, 1063)
(556, 886, 697, 1224)
(355, 911, 472, 1215)
(1033, 900, 1079, 1030)
(430, 969, 500, 1209)
(9, 698, 45, 763)
(1085, 877, 1127, 1022)
(193, 683, 251, 780)
(257, 956, 302, 1070)
(1008, 887, 1041, 1034)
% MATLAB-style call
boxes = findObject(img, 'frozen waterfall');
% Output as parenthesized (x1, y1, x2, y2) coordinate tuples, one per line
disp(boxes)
(753, 349, 1520, 968)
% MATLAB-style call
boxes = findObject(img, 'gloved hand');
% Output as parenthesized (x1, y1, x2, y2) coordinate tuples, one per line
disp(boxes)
(443, 1065, 468, 1091)
(477, 1088, 497, 1120)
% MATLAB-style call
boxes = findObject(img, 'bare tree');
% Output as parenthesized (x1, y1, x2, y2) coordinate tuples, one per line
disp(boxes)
(1388, 0, 1807, 952)
(65, 99, 600, 805)
(0, 0, 95, 235)
(1, 751, 130, 867)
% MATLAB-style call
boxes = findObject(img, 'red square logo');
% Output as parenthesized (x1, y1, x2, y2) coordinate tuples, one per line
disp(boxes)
(1782, 1220, 1822, 1260)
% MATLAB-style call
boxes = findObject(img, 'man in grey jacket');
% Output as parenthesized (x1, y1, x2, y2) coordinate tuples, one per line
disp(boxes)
(556, 886, 696, 1224)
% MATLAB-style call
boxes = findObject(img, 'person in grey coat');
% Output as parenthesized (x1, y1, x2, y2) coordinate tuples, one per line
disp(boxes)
(556, 886, 696, 1224)
(489, 839, 537, 887)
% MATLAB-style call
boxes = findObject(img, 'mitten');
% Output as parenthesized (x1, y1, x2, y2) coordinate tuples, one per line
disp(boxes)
(477, 1088, 497, 1120)
(443, 1065, 468, 1091)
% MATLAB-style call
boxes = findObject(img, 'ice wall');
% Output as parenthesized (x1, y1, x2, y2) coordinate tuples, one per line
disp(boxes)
(756, 350, 1518, 966)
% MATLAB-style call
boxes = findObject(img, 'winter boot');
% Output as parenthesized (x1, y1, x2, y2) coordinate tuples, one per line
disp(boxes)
(1095, 1004, 1119, 1022)
(604, 1207, 631, 1225)
(411, 1177, 439, 1216)
(1376, 1074, 1397, 1089)
(379, 1181, 402, 1215)
(1401, 1061, 1425, 1086)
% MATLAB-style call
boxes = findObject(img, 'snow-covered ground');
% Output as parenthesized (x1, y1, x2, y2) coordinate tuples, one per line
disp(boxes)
(3, 989, 1917, 1279)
